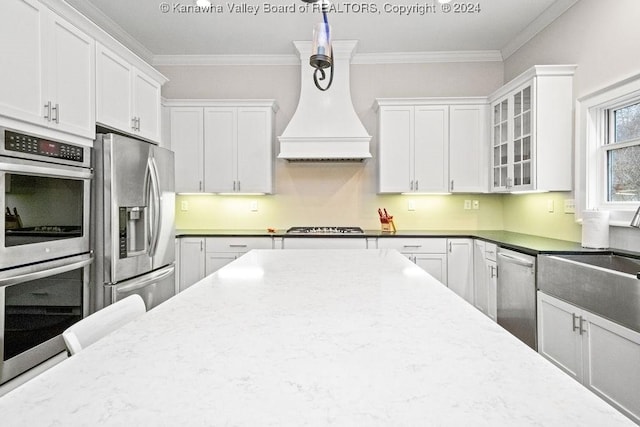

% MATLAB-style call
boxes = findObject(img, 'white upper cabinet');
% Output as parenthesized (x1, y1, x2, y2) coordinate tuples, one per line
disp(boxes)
(96, 44, 133, 133)
(376, 98, 488, 194)
(489, 65, 576, 192)
(132, 69, 162, 142)
(170, 107, 204, 193)
(0, 0, 94, 139)
(204, 106, 275, 193)
(96, 43, 163, 143)
(449, 104, 489, 193)
(414, 106, 449, 193)
(376, 105, 412, 193)
(376, 102, 449, 193)
(167, 100, 277, 194)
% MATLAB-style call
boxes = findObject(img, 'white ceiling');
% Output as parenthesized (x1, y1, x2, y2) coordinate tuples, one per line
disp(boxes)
(64, 0, 579, 64)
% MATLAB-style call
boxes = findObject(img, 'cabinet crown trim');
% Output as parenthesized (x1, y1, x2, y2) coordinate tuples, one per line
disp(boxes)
(488, 64, 576, 103)
(163, 99, 279, 112)
(374, 97, 488, 111)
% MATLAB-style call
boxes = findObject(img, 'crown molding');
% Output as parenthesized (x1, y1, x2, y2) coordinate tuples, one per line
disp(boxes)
(501, 0, 580, 60)
(152, 54, 300, 66)
(352, 50, 503, 64)
(61, 0, 155, 63)
(152, 49, 503, 67)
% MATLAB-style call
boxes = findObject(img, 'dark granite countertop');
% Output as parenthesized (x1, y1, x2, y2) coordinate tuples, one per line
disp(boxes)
(176, 228, 608, 255)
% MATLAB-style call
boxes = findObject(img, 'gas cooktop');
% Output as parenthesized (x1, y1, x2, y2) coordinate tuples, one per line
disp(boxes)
(286, 226, 364, 234)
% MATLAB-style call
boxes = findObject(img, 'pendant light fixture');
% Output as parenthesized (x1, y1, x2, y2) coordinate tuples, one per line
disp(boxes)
(301, 0, 334, 91)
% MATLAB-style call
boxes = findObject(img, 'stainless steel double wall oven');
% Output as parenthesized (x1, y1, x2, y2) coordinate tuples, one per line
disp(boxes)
(0, 127, 92, 384)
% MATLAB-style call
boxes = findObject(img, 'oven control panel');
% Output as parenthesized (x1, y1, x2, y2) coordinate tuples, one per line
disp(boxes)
(4, 130, 84, 162)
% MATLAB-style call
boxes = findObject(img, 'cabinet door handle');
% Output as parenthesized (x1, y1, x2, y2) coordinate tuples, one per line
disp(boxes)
(410, 180, 413, 191)
(132, 117, 137, 131)
(31, 292, 49, 296)
(450, 180, 454, 191)
(44, 101, 52, 121)
(580, 317, 587, 335)
(200, 241, 203, 251)
(137, 117, 141, 131)
(415, 180, 419, 191)
(229, 244, 247, 248)
(237, 181, 241, 192)
(402, 245, 422, 248)
(199, 180, 203, 191)
(233, 181, 236, 191)
(449, 242, 452, 252)
(52, 103, 59, 123)
(572, 313, 580, 333)
(489, 265, 496, 278)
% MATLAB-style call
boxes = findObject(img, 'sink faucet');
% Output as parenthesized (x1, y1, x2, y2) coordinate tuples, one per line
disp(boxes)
(630, 206, 640, 228)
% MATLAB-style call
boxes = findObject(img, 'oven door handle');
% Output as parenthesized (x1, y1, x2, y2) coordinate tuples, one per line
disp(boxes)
(0, 256, 93, 287)
(0, 158, 92, 180)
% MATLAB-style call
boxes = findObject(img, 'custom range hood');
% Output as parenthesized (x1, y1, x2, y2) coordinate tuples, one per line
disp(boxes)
(278, 40, 372, 162)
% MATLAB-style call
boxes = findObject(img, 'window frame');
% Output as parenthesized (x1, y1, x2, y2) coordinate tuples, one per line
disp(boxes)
(576, 73, 640, 226)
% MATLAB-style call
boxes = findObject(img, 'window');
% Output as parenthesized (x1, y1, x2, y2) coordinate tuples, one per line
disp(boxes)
(577, 73, 640, 225)
(605, 102, 640, 202)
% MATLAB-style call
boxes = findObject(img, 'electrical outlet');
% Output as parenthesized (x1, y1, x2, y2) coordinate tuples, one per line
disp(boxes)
(464, 200, 471, 210)
(564, 199, 576, 214)
(408, 200, 416, 211)
(250, 200, 258, 212)
(180, 201, 189, 211)
(547, 199, 555, 213)
(472, 200, 480, 210)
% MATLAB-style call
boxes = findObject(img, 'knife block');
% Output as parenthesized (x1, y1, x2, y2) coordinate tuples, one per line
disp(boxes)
(381, 218, 396, 232)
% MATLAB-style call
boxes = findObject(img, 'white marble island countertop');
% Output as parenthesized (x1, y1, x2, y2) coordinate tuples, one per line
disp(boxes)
(0, 249, 632, 426)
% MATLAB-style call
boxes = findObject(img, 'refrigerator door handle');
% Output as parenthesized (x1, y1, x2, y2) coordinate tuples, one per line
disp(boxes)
(148, 156, 162, 257)
(112, 264, 175, 294)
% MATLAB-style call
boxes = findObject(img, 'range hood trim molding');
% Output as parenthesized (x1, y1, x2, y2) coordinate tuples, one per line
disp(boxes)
(278, 40, 372, 162)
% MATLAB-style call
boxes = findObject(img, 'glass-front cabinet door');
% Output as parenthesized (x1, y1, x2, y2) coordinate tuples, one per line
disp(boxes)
(491, 82, 536, 192)
(492, 98, 509, 191)
(512, 84, 533, 190)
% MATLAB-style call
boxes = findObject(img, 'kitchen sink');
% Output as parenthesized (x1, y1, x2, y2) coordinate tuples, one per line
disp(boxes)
(555, 253, 640, 277)
(538, 253, 640, 333)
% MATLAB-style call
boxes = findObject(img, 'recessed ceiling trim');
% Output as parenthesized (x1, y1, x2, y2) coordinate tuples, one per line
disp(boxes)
(501, 0, 580, 60)
(152, 50, 503, 67)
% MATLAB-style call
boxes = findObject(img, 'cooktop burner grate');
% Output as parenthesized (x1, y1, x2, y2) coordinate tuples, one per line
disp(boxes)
(286, 226, 364, 234)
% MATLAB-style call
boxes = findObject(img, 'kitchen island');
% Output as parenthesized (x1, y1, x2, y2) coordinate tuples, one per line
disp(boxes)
(0, 250, 632, 425)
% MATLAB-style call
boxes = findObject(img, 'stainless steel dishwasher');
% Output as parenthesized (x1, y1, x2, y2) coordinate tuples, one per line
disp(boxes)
(497, 248, 537, 350)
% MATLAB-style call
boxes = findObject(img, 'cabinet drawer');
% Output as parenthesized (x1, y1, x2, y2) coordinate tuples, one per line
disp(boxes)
(377, 238, 446, 253)
(205, 237, 273, 252)
(485, 242, 497, 261)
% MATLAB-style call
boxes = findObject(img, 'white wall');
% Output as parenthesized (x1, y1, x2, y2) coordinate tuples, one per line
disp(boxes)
(159, 61, 506, 231)
(503, 0, 640, 249)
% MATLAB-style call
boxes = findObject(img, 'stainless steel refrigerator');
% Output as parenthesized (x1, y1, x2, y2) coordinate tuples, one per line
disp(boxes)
(92, 133, 175, 312)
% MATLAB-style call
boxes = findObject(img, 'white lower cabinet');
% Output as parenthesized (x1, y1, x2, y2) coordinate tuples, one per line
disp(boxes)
(446, 239, 474, 304)
(178, 238, 205, 292)
(178, 237, 273, 291)
(282, 238, 367, 250)
(538, 292, 640, 423)
(473, 240, 497, 321)
(204, 237, 273, 275)
(377, 238, 447, 284)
